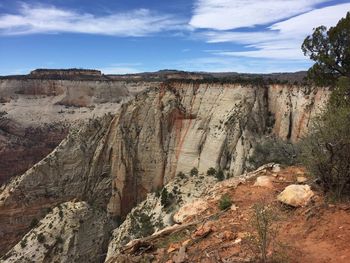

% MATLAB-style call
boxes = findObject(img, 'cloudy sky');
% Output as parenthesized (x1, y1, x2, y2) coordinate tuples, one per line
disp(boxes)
(0, 0, 349, 75)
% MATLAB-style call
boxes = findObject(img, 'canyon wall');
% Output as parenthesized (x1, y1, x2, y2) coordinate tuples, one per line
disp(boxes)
(0, 77, 157, 184)
(0, 82, 329, 260)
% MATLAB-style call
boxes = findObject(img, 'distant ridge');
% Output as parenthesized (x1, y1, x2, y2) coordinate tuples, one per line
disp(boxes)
(0, 68, 308, 84)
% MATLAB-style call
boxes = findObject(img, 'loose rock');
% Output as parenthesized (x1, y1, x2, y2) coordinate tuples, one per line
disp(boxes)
(254, 176, 274, 188)
(277, 184, 314, 207)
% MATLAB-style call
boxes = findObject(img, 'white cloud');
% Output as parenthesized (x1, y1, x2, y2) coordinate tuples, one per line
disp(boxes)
(202, 3, 350, 60)
(0, 3, 184, 36)
(190, 0, 331, 30)
(170, 56, 310, 73)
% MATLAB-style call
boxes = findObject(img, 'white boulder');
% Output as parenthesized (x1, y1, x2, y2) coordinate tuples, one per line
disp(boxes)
(254, 176, 274, 188)
(277, 184, 314, 207)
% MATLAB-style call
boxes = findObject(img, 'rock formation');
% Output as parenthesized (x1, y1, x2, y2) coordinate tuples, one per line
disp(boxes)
(0, 72, 157, 184)
(2, 201, 111, 263)
(0, 80, 329, 261)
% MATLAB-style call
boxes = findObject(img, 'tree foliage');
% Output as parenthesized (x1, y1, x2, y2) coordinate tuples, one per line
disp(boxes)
(302, 12, 350, 85)
(301, 11, 350, 200)
(301, 77, 350, 199)
(249, 137, 300, 169)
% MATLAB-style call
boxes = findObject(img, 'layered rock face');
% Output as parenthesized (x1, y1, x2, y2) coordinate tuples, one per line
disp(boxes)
(0, 79, 130, 107)
(0, 119, 68, 185)
(3, 201, 110, 263)
(0, 82, 328, 261)
(0, 76, 157, 184)
(0, 116, 114, 255)
(104, 83, 328, 218)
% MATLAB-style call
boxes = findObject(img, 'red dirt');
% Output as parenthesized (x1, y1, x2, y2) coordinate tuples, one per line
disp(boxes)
(129, 166, 350, 262)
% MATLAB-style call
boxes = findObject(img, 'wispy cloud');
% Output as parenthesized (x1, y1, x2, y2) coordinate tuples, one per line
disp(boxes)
(170, 56, 310, 73)
(0, 3, 185, 36)
(200, 3, 350, 60)
(190, 0, 331, 30)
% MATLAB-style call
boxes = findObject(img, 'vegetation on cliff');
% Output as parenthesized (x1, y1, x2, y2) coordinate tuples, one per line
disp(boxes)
(301, 12, 350, 200)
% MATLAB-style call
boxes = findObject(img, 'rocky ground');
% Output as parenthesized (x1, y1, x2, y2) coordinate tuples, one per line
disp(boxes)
(106, 165, 350, 263)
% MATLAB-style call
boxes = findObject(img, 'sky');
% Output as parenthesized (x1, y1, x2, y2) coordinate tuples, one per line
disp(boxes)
(0, 0, 349, 75)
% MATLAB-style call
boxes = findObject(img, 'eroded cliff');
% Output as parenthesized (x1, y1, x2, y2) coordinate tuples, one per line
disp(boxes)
(0, 75, 157, 184)
(0, 82, 329, 261)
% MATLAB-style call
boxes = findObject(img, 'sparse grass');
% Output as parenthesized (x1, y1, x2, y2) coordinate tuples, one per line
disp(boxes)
(155, 229, 190, 249)
(218, 194, 232, 210)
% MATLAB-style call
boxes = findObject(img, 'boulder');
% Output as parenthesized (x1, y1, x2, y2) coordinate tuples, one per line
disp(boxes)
(173, 200, 209, 223)
(254, 176, 274, 188)
(277, 185, 314, 207)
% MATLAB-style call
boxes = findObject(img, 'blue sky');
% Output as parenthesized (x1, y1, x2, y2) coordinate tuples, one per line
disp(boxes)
(0, 0, 349, 75)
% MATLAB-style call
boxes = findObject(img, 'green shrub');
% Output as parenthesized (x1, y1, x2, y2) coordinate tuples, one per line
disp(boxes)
(301, 77, 350, 200)
(160, 188, 175, 208)
(216, 170, 225, 181)
(56, 236, 63, 244)
(58, 210, 64, 219)
(218, 194, 232, 210)
(190, 167, 198, 177)
(249, 137, 300, 169)
(29, 218, 39, 228)
(160, 188, 168, 207)
(129, 209, 155, 239)
(177, 171, 186, 180)
(20, 239, 27, 248)
(207, 167, 217, 176)
(37, 233, 45, 243)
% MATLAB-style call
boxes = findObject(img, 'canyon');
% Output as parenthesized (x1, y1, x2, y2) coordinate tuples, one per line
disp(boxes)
(0, 69, 158, 184)
(0, 70, 330, 262)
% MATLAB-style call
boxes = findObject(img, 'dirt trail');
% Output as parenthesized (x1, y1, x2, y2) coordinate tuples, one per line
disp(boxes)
(114, 166, 350, 262)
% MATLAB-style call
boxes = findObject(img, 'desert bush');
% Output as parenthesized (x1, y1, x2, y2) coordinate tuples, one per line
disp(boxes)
(207, 167, 217, 176)
(249, 137, 300, 169)
(56, 236, 63, 244)
(177, 171, 186, 180)
(160, 188, 175, 208)
(246, 203, 279, 263)
(160, 188, 169, 207)
(216, 170, 225, 181)
(301, 77, 350, 200)
(129, 209, 154, 238)
(218, 194, 232, 210)
(29, 218, 39, 228)
(20, 239, 27, 248)
(37, 233, 45, 243)
(190, 167, 199, 177)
